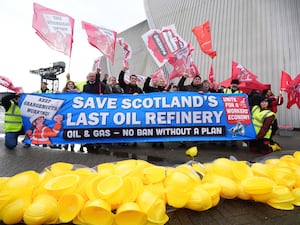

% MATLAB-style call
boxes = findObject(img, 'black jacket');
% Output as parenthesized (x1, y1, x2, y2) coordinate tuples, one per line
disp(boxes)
(118, 70, 143, 94)
(143, 77, 169, 93)
(83, 73, 108, 94)
(1, 93, 18, 111)
(177, 76, 204, 92)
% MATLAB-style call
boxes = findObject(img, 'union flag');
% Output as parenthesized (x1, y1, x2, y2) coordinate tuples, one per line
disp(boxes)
(82, 21, 117, 64)
(192, 21, 217, 59)
(32, 3, 74, 57)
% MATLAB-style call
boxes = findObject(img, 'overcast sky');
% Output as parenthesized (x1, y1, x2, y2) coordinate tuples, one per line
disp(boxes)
(0, 0, 146, 92)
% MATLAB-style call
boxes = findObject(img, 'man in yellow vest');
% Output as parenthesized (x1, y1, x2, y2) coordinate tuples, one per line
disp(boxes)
(36, 81, 52, 93)
(1, 93, 28, 149)
(223, 79, 243, 147)
(249, 96, 281, 154)
(223, 79, 243, 94)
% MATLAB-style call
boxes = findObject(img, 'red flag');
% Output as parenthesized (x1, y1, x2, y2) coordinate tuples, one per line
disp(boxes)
(168, 56, 189, 80)
(117, 38, 132, 68)
(285, 73, 300, 109)
(232, 61, 269, 92)
(220, 61, 270, 94)
(190, 62, 200, 77)
(219, 77, 232, 88)
(208, 64, 215, 84)
(82, 21, 117, 64)
(151, 68, 166, 83)
(32, 3, 74, 57)
(280, 71, 292, 92)
(0, 75, 23, 93)
(192, 21, 217, 59)
(231, 61, 258, 81)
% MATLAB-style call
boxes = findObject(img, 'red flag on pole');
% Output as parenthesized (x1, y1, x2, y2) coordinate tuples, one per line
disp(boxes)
(117, 38, 132, 68)
(192, 21, 217, 59)
(284, 73, 300, 109)
(219, 61, 270, 94)
(82, 21, 117, 64)
(151, 68, 166, 83)
(0, 75, 23, 93)
(190, 62, 200, 77)
(280, 71, 292, 92)
(32, 3, 74, 57)
(231, 61, 258, 81)
(168, 44, 197, 80)
(208, 64, 215, 84)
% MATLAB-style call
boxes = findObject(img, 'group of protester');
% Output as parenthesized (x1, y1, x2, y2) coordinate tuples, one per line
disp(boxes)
(2, 67, 283, 155)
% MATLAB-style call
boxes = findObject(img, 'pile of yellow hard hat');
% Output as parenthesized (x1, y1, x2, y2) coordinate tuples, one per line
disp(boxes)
(1, 150, 300, 225)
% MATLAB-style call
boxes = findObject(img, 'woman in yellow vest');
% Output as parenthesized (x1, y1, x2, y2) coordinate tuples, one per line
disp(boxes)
(1, 93, 25, 149)
(249, 96, 277, 154)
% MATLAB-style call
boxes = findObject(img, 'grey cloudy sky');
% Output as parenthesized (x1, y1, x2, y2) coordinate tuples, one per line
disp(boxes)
(0, 0, 146, 92)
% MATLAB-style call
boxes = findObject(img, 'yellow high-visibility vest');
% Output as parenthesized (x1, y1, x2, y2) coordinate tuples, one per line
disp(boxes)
(223, 88, 243, 94)
(251, 105, 276, 138)
(4, 101, 23, 132)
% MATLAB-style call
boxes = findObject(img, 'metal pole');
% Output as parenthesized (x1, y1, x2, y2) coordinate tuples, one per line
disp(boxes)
(106, 57, 111, 75)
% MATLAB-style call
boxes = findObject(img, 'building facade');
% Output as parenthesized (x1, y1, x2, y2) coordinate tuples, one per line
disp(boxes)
(101, 0, 300, 128)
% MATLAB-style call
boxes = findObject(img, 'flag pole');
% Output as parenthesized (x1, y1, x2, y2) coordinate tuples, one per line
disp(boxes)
(68, 56, 71, 73)
(278, 91, 282, 105)
(106, 57, 111, 76)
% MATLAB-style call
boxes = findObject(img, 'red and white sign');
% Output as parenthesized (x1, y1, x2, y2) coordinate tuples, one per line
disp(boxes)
(151, 68, 166, 83)
(32, 3, 74, 57)
(118, 38, 132, 68)
(82, 21, 117, 64)
(222, 96, 252, 125)
(168, 44, 197, 80)
(142, 24, 187, 67)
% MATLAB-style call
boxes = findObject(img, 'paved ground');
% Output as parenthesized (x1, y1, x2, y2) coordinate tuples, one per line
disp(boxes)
(0, 131, 300, 225)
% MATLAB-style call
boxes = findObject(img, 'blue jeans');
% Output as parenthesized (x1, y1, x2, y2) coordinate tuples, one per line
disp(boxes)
(5, 131, 20, 149)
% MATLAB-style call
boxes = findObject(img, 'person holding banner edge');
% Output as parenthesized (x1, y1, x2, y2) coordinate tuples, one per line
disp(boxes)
(2, 92, 29, 149)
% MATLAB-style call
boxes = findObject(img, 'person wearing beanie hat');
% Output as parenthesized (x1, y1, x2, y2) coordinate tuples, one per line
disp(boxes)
(262, 88, 283, 139)
(249, 95, 281, 154)
(177, 73, 205, 92)
(223, 79, 243, 94)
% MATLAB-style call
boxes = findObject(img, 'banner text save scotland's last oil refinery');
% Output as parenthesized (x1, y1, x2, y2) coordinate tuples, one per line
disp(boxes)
(19, 92, 256, 144)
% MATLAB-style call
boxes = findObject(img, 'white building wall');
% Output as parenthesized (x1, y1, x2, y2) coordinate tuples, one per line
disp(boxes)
(102, 0, 300, 128)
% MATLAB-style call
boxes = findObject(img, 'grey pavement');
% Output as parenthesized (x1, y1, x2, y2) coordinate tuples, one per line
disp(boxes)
(0, 131, 300, 225)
